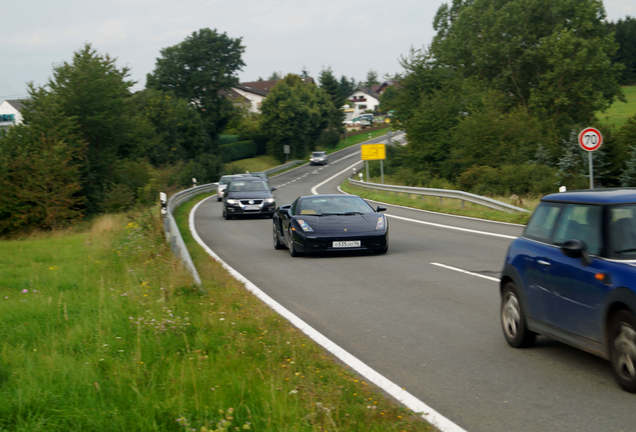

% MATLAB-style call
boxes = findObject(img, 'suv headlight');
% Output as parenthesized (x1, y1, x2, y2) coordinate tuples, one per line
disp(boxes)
(226, 199, 239, 205)
(264, 198, 275, 204)
(376, 215, 385, 230)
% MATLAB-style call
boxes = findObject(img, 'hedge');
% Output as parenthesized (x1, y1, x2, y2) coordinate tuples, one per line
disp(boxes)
(219, 139, 260, 162)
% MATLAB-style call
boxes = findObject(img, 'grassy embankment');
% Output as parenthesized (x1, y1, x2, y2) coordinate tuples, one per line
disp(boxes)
(0, 204, 433, 431)
(341, 180, 536, 225)
(223, 127, 391, 173)
(597, 85, 636, 129)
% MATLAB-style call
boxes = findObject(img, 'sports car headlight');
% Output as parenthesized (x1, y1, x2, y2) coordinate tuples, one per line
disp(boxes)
(226, 199, 239, 205)
(297, 219, 314, 232)
(376, 215, 385, 230)
(264, 198, 275, 203)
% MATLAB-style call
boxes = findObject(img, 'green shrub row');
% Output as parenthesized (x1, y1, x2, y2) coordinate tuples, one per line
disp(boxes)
(219, 139, 263, 162)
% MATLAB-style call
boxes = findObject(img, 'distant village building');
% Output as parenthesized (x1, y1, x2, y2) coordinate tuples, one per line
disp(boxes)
(226, 80, 280, 113)
(347, 89, 381, 119)
(0, 99, 26, 130)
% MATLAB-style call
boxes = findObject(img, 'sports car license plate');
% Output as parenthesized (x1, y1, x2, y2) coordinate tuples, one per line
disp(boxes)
(244, 205, 260, 210)
(332, 240, 361, 248)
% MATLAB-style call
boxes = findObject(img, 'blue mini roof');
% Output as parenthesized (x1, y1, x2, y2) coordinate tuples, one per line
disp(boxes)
(542, 188, 636, 205)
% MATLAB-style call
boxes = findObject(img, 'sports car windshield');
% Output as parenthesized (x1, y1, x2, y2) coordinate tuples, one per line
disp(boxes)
(228, 181, 268, 192)
(297, 196, 374, 215)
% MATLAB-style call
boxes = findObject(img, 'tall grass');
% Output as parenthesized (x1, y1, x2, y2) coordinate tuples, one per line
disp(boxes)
(0, 207, 433, 431)
(597, 85, 636, 129)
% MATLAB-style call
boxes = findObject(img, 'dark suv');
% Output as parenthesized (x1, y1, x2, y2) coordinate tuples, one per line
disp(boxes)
(500, 189, 636, 392)
(223, 177, 276, 219)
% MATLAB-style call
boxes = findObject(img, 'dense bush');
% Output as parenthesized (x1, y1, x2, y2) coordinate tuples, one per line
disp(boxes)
(219, 139, 259, 162)
(315, 128, 341, 149)
(178, 154, 222, 187)
(457, 164, 559, 196)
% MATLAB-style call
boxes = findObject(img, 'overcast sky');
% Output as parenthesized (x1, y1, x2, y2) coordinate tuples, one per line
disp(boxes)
(2, 0, 634, 100)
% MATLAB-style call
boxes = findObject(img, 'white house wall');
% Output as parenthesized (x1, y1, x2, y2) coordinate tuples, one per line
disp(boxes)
(0, 100, 23, 128)
(348, 91, 380, 118)
(232, 88, 265, 113)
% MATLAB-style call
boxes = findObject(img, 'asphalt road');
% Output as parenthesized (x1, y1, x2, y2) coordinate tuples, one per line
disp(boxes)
(193, 138, 636, 432)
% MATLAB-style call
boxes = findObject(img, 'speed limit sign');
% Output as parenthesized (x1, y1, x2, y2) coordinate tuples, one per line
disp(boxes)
(578, 127, 603, 152)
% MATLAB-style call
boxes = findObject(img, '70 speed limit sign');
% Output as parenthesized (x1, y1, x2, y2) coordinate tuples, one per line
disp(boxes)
(578, 127, 603, 152)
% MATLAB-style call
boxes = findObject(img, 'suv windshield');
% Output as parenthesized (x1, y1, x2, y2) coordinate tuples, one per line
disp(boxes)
(312, 152, 325, 157)
(609, 204, 636, 259)
(228, 180, 269, 193)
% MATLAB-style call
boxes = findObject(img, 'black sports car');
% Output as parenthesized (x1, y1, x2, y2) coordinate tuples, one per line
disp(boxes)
(272, 194, 388, 256)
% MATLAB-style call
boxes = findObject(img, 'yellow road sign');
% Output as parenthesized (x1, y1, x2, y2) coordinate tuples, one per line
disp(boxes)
(360, 143, 386, 160)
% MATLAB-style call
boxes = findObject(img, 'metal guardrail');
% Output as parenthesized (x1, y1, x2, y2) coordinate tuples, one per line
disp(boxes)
(348, 179, 530, 213)
(164, 182, 218, 287)
(162, 159, 304, 287)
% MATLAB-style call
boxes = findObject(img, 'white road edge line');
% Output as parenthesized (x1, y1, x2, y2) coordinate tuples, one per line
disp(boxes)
(431, 262, 501, 283)
(311, 160, 363, 194)
(190, 196, 467, 432)
(386, 214, 517, 240)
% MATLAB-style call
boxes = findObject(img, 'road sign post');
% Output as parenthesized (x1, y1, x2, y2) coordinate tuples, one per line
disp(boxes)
(578, 127, 603, 189)
(360, 143, 387, 184)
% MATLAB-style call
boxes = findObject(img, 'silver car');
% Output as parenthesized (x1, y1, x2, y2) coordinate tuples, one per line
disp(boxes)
(217, 175, 245, 201)
(309, 151, 328, 166)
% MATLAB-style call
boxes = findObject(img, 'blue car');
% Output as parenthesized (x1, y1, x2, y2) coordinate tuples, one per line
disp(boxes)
(500, 189, 636, 392)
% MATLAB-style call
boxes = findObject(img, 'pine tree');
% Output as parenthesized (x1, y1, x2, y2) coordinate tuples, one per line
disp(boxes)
(621, 146, 636, 187)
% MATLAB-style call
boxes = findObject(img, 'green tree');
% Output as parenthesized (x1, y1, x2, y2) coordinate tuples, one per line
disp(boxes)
(128, 89, 211, 164)
(30, 44, 136, 214)
(338, 76, 357, 104)
(617, 115, 636, 185)
(319, 68, 343, 107)
(364, 70, 380, 88)
(609, 16, 636, 84)
(318, 68, 345, 132)
(557, 131, 588, 189)
(261, 74, 334, 160)
(0, 91, 86, 234)
(432, 0, 623, 126)
(146, 28, 245, 142)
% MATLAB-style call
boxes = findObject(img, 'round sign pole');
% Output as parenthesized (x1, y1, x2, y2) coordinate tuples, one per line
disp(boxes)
(578, 127, 603, 189)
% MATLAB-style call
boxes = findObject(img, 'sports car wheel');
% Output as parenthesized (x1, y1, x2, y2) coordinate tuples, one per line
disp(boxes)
(273, 224, 284, 250)
(501, 282, 536, 348)
(609, 310, 636, 393)
(288, 229, 300, 257)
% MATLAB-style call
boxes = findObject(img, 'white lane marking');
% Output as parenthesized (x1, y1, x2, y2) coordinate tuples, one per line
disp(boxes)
(386, 214, 517, 240)
(336, 186, 524, 227)
(190, 196, 467, 432)
(311, 160, 363, 195)
(431, 262, 501, 282)
(330, 149, 362, 165)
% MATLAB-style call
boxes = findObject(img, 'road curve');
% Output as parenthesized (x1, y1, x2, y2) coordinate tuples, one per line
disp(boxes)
(193, 139, 636, 432)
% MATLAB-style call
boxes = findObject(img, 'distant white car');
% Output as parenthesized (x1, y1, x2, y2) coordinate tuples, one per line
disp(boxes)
(217, 174, 245, 201)
(309, 151, 328, 165)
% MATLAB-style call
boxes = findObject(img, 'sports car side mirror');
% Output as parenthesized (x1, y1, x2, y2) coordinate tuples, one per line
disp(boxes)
(376, 206, 387, 212)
